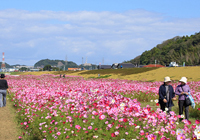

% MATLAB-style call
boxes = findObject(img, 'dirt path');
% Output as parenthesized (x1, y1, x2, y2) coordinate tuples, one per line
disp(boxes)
(0, 98, 19, 140)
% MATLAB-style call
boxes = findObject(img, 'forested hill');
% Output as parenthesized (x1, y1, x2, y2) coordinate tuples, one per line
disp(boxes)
(128, 32, 200, 66)
(34, 59, 78, 68)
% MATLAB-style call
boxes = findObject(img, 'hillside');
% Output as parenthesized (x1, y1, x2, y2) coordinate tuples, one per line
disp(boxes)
(128, 32, 200, 66)
(34, 59, 78, 69)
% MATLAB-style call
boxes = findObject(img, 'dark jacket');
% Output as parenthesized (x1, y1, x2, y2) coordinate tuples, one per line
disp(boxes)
(159, 84, 175, 107)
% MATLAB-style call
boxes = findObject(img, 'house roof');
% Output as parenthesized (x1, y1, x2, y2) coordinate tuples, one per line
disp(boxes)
(143, 64, 165, 67)
(117, 63, 135, 67)
(98, 65, 111, 69)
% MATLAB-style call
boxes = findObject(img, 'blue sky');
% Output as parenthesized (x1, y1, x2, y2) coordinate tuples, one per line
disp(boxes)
(0, 0, 200, 66)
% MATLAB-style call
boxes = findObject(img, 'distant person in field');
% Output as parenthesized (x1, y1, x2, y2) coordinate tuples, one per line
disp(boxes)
(63, 74, 65, 78)
(158, 76, 176, 113)
(0, 74, 10, 107)
(175, 77, 190, 121)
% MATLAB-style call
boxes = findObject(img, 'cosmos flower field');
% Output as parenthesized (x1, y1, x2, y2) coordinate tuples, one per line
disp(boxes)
(7, 75, 200, 140)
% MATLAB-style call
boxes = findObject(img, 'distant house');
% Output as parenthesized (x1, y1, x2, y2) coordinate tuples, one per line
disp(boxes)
(143, 64, 165, 67)
(111, 63, 118, 69)
(68, 68, 81, 71)
(117, 63, 135, 69)
(97, 65, 111, 69)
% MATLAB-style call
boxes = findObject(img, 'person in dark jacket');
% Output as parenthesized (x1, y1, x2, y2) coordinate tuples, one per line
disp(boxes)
(159, 76, 176, 113)
(0, 74, 10, 107)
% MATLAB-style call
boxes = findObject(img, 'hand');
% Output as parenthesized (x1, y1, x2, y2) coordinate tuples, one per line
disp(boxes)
(172, 97, 176, 101)
(163, 99, 167, 103)
(181, 92, 185, 95)
(185, 92, 189, 95)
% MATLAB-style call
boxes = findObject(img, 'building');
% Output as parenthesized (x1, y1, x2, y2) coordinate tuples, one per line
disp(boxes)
(30, 69, 40, 72)
(97, 65, 111, 69)
(68, 68, 81, 71)
(117, 63, 136, 69)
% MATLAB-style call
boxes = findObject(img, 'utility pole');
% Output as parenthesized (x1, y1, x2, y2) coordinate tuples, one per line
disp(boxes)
(64, 55, 67, 71)
(1, 52, 6, 72)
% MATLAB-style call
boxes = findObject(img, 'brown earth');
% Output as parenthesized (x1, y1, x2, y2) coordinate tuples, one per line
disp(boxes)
(0, 98, 19, 140)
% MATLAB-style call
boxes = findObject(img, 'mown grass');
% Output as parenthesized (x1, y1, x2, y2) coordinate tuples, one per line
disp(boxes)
(79, 67, 159, 76)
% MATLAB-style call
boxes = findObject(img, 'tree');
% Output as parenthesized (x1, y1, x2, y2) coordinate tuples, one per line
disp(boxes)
(43, 65, 52, 71)
(19, 67, 29, 71)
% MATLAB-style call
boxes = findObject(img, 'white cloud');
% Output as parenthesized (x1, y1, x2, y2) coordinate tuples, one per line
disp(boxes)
(0, 9, 200, 65)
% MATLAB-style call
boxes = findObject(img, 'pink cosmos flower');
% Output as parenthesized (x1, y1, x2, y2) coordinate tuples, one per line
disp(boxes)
(88, 126, 92, 130)
(177, 134, 186, 140)
(114, 131, 119, 135)
(57, 132, 61, 135)
(99, 115, 106, 120)
(170, 130, 176, 135)
(75, 125, 81, 130)
(196, 120, 200, 124)
(147, 134, 157, 140)
(140, 130, 145, 136)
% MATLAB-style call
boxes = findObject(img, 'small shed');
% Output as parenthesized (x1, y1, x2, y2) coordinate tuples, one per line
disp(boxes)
(117, 63, 135, 69)
(97, 65, 111, 69)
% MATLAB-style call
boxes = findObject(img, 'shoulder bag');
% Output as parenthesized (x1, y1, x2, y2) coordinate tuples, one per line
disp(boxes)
(181, 86, 191, 106)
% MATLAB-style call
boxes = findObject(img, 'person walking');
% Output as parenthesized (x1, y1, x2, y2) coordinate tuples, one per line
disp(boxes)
(159, 76, 176, 113)
(175, 77, 190, 121)
(0, 74, 9, 107)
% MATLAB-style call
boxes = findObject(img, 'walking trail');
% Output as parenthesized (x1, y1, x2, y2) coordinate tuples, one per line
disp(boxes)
(0, 98, 19, 140)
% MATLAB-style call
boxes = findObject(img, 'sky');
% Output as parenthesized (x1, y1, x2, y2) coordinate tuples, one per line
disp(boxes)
(0, 0, 200, 66)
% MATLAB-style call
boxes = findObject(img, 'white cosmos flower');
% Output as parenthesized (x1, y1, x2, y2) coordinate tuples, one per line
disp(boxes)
(181, 114, 184, 118)
(135, 126, 140, 129)
(154, 99, 159, 103)
(111, 99, 115, 104)
(121, 107, 124, 110)
(150, 100, 153, 102)
(165, 108, 168, 111)
(120, 103, 125, 107)
(194, 128, 200, 139)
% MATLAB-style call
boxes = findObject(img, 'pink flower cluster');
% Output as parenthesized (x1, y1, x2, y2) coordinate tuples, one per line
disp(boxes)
(6, 75, 200, 139)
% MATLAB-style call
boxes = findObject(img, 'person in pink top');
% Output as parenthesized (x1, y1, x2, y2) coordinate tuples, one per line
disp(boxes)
(175, 77, 190, 121)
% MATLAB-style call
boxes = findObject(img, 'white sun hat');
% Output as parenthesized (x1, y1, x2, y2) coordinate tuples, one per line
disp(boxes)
(164, 76, 171, 82)
(179, 77, 187, 84)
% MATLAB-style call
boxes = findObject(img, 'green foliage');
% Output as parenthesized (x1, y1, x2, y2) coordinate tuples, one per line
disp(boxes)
(34, 59, 78, 69)
(19, 67, 29, 71)
(128, 32, 200, 66)
(43, 65, 52, 71)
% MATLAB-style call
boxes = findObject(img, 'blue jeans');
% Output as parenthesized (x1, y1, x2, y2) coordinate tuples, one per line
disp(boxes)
(0, 90, 7, 107)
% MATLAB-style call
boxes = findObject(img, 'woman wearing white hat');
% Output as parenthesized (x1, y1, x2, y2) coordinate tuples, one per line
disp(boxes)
(159, 76, 176, 112)
(175, 77, 190, 121)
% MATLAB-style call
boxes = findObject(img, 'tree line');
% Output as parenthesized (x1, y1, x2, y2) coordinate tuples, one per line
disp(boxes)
(127, 32, 200, 66)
